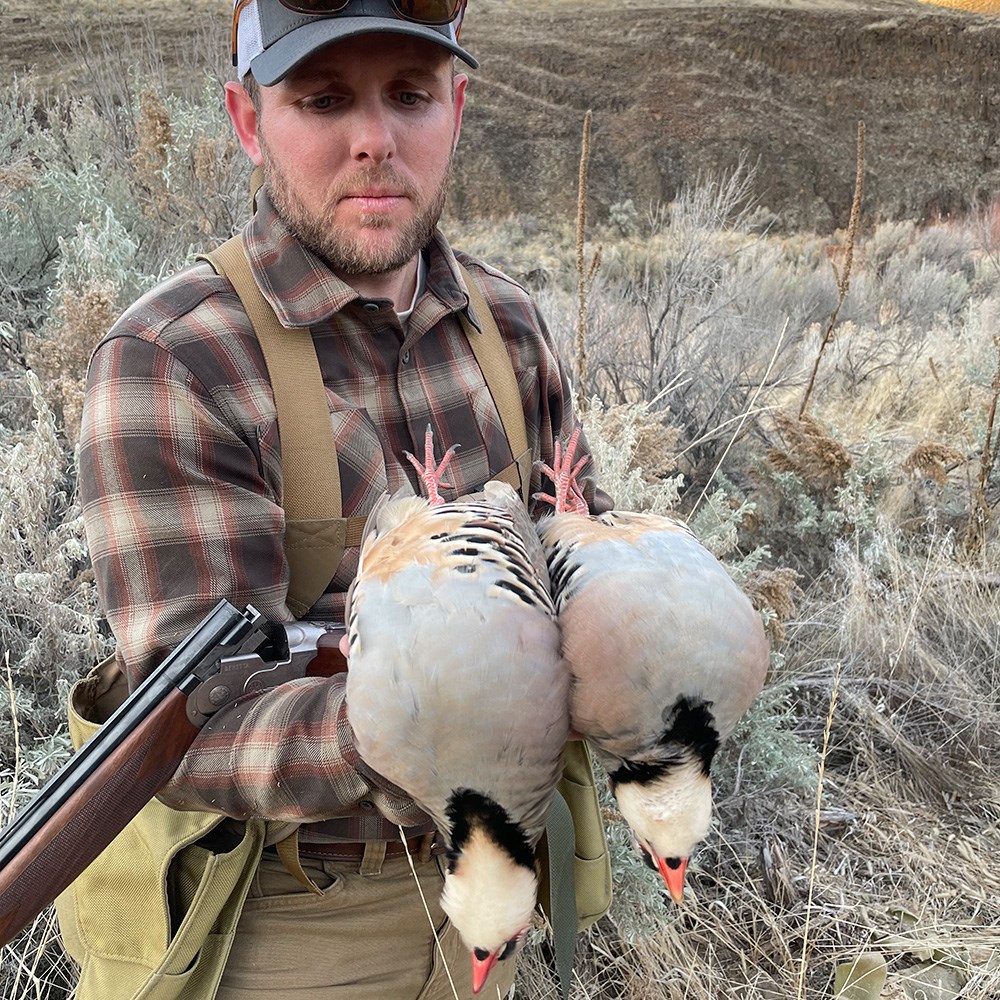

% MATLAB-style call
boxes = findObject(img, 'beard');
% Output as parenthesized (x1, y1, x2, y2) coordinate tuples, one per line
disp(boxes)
(260, 136, 452, 278)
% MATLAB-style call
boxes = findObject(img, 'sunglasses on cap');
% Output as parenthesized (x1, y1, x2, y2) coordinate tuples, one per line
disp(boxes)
(232, 0, 469, 69)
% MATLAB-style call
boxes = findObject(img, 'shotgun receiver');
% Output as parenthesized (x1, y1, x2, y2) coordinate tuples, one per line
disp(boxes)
(0, 600, 347, 948)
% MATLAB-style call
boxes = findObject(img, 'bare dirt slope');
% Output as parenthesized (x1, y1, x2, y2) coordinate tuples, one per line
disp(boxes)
(3, 0, 998, 231)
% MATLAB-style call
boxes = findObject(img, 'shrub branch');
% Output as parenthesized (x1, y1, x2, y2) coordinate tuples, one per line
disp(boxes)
(964, 334, 1000, 554)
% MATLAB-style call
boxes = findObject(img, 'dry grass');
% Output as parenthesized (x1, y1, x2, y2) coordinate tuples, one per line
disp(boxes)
(26, 284, 120, 448)
(766, 412, 853, 491)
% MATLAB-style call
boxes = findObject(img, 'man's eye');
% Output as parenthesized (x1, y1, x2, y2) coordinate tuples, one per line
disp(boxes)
(306, 95, 336, 111)
(397, 92, 422, 107)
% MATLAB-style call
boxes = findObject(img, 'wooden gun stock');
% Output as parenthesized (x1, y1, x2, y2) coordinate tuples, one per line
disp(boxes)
(0, 600, 265, 948)
(0, 602, 348, 948)
(0, 688, 197, 946)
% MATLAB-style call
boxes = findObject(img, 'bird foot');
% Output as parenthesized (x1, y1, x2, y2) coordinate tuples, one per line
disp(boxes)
(404, 425, 459, 506)
(535, 426, 589, 515)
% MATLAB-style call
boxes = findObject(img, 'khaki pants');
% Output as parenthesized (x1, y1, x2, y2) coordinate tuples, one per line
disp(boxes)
(215, 850, 517, 1000)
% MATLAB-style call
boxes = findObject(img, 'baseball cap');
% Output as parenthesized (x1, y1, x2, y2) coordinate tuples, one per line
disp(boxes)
(234, 0, 478, 86)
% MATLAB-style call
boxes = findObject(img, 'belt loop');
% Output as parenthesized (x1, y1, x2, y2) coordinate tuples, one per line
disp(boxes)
(360, 839, 388, 875)
(274, 828, 325, 895)
(418, 832, 435, 864)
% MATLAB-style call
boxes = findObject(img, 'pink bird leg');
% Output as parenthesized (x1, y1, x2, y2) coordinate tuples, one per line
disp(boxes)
(535, 426, 589, 515)
(404, 425, 460, 506)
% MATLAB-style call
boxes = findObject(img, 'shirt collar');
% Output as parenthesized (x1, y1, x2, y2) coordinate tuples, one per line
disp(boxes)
(243, 187, 473, 329)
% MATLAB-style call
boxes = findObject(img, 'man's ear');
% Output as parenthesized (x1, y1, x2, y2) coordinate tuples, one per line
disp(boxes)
(452, 73, 468, 153)
(225, 80, 263, 165)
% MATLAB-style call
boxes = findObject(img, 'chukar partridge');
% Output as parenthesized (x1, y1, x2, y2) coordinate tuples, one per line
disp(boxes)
(536, 429, 769, 903)
(346, 428, 568, 993)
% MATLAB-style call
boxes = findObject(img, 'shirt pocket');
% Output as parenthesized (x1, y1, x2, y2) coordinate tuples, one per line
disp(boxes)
(445, 381, 524, 497)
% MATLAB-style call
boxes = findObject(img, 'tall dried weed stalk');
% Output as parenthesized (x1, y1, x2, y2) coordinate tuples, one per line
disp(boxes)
(574, 109, 600, 409)
(795, 661, 840, 1000)
(800, 120, 865, 418)
(963, 334, 1000, 554)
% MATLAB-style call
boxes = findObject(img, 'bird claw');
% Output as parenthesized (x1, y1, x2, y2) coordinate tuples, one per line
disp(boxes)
(536, 426, 589, 515)
(405, 425, 459, 506)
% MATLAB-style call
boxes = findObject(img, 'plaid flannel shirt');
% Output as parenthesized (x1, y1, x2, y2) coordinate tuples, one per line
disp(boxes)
(79, 189, 605, 842)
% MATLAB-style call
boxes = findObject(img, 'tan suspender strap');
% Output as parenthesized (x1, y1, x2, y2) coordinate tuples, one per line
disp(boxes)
(206, 235, 342, 521)
(200, 235, 366, 617)
(249, 165, 265, 213)
(457, 263, 532, 505)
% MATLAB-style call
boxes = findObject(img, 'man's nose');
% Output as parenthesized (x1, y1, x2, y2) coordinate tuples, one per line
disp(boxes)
(349, 106, 395, 163)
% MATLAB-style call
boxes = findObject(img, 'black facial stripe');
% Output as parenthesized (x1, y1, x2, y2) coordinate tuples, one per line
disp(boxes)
(610, 757, 675, 786)
(446, 788, 536, 872)
(610, 696, 719, 787)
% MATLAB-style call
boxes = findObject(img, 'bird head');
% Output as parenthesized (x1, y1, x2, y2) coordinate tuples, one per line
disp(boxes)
(612, 760, 713, 904)
(441, 790, 539, 994)
(441, 827, 537, 993)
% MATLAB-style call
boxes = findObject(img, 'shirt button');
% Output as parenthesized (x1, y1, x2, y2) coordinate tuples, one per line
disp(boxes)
(360, 800, 375, 810)
(401, 350, 411, 364)
(362, 302, 379, 313)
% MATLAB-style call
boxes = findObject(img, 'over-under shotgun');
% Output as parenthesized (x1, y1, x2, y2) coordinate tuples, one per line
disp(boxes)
(0, 599, 347, 947)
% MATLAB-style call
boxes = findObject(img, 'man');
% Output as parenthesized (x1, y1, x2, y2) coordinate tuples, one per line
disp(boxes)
(75, 1, 606, 997)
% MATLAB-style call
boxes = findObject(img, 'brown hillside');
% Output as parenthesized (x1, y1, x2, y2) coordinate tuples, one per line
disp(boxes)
(453, 0, 1000, 231)
(4, 0, 998, 231)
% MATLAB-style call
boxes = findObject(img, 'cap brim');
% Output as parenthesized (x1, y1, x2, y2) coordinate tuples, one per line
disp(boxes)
(250, 16, 478, 85)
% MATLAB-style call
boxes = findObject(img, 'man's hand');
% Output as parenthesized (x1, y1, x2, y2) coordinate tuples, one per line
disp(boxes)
(336, 632, 350, 660)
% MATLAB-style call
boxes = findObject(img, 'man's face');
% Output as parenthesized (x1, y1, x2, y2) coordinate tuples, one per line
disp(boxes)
(228, 34, 467, 278)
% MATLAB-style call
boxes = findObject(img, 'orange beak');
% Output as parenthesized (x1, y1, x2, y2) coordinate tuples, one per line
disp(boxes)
(657, 854, 688, 904)
(471, 950, 498, 994)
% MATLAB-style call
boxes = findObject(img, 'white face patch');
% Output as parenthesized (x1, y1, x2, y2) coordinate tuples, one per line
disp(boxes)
(440, 827, 538, 955)
(614, 766, 713, 863)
